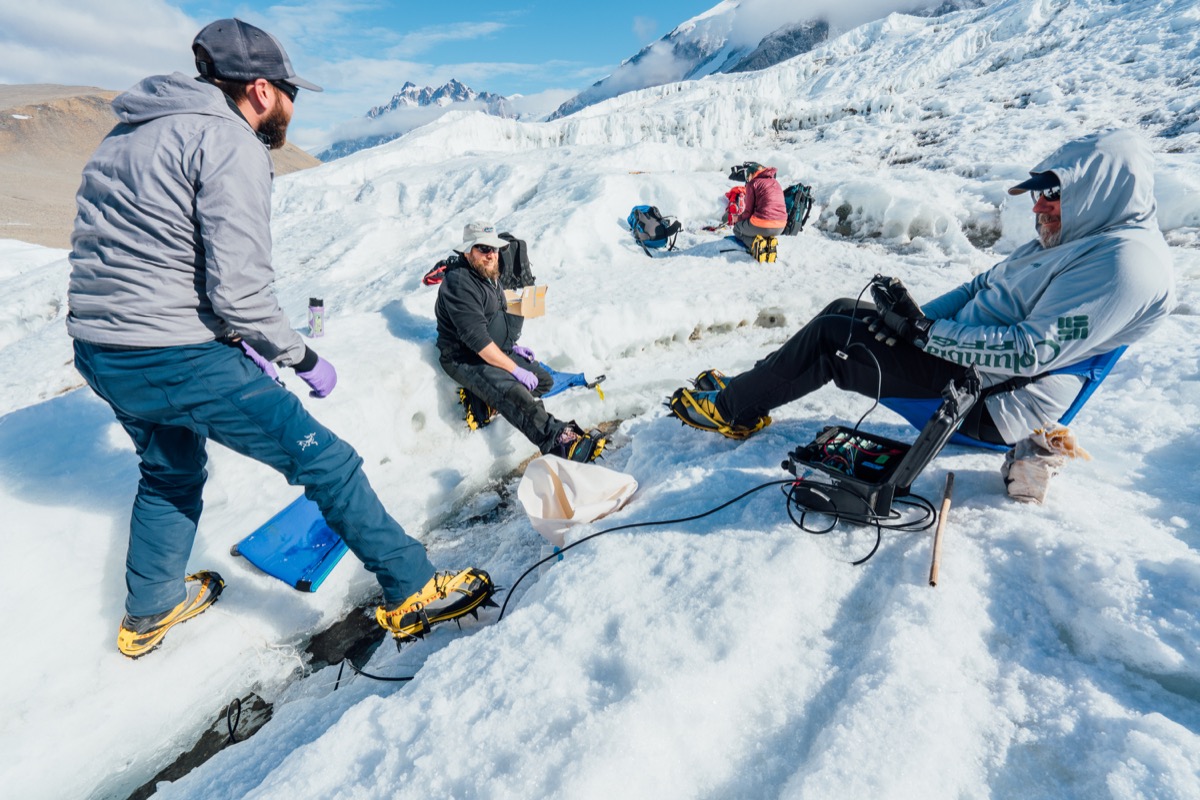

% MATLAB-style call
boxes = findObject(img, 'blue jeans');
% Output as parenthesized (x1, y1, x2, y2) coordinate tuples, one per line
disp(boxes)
(74, 339, 434, 615)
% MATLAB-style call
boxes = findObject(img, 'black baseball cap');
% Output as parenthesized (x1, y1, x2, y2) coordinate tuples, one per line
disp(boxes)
(193, 18, 322, 93)
(1007, 171, 1059, 196)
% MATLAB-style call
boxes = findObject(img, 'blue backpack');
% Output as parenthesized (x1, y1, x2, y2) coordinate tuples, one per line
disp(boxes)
(628, 205, 682, 257)
(781, 183, 814, 235)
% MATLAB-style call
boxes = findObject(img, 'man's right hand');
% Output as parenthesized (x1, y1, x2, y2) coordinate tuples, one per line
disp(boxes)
(867, 309, 932, 348)
(297, 357, 338, 397)
(511, 366, 539, 392)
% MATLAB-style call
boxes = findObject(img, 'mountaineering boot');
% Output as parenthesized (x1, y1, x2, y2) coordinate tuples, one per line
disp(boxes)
(765, 236, 778, 263)
(552, 422, 607, 463)
(458, 387, 497, 431)
(668, 388, 770, 440)
(117, 571, 225, 658)
(376, 568, 497, 643)
(750, 235, 769, 263)
(692, 368, 729, 392)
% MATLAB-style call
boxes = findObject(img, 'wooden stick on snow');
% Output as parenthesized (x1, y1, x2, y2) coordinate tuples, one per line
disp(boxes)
(928, 472, 955, 587)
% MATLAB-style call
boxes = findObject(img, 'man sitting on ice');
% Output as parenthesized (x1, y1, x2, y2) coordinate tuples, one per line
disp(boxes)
(669, 128, 1174, 490)
(435, 221, 606, 462)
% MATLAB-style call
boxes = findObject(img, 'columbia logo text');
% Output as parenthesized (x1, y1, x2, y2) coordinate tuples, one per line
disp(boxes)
(1057, 315, 1089, 341)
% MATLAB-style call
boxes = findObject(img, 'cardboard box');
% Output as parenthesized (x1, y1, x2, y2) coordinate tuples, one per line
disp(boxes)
(503, 285, 548, 318)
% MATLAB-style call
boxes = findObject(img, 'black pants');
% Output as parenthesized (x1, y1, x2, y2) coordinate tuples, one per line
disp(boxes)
(717, 298, 1004, 444)
(440, 354, 568, 453)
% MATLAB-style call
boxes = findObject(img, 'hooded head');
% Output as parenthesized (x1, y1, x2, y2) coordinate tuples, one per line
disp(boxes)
(1010, 129, 1157, 245)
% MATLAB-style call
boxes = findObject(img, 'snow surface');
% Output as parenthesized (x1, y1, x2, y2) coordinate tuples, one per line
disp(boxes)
(2, 0, 1199, 797)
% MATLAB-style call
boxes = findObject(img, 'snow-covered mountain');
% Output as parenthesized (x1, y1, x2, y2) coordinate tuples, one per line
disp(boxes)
(3, 0, 1199, 798)
(317, 79, 515, 161)
(365, 79, 513, 119)
(548, 0, 989, 119)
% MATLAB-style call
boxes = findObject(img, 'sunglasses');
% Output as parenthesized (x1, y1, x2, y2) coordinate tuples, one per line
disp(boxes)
(271, 80, 299, 103)
(1032, 186, 1061, 203)
(472, 244, 498, 255)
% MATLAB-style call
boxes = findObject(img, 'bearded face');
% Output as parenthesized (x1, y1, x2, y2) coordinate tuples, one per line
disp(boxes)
(465, 245, 500, 280)
(257, 88, 292, 150)
(1038, 224, 1062, 248)
(1032, 194, 1063, 249)
(1037, 210, 1062, 248)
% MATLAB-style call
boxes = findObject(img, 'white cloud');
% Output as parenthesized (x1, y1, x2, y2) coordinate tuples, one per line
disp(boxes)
(387, 22, 509, 59)
(507, 88, 577, 118)
(0, 0, 197, 89)
(729, 0, 945, 46)
(611, 42, 693, 93)
(633, 16, 659, 44)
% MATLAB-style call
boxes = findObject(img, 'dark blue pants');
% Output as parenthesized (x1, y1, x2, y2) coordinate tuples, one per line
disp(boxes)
(74, 339, 434, 615)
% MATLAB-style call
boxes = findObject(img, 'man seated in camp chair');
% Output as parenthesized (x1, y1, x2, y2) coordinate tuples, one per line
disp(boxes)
(670, 129, 1175, 450)
(435, 221, 605, 463)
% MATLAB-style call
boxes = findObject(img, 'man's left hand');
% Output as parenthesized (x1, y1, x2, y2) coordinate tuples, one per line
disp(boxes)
(240, 341, 280, 381)
(870, 275, 923, 319)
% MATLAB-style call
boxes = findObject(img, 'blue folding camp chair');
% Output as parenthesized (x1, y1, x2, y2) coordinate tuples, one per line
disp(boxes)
(881, 346, 1127, 451)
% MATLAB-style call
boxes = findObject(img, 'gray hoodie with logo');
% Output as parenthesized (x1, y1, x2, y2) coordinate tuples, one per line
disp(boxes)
(67, 72, 306, 366)
(920, 128, 1175, 442)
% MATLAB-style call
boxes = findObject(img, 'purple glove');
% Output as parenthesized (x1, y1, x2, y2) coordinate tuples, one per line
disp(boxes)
(511, 366, 539, 392)
(240, 341, 279, 381)
(512, 344, 536, 362)
(297, 357, 338, 398)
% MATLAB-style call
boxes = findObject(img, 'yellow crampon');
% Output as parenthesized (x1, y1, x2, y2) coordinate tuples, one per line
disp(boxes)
(376, 568, 498, 644)
(668, 388, 770, 440)
(750, 235, 778, 263)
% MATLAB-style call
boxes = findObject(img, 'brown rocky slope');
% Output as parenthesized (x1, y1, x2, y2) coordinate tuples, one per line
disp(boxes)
(0, 84, 320, 249)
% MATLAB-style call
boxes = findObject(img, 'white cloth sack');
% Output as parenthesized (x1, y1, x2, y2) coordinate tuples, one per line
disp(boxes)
(517, 455, 638, 547)
(1000, 426, 1090, 504)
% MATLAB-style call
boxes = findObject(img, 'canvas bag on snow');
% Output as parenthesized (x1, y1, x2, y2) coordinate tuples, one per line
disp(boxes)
(517, 455, 639, 547)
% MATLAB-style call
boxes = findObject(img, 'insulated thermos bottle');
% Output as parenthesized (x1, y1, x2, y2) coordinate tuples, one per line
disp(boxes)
(308, 298, 324, 338)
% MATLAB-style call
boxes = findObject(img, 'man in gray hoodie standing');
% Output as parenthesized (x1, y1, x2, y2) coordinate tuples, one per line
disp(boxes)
(69, 19, 493, 658)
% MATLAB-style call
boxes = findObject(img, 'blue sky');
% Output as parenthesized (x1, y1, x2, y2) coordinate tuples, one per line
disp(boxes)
(1, 0, 725, 150)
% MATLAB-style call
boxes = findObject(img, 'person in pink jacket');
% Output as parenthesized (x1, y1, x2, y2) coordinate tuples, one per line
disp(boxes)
(732, 162, 787, 260)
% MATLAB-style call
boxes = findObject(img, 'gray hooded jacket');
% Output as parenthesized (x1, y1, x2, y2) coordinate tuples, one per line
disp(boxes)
(920, 129, 1175, 442)
(67, 72, 306, 365)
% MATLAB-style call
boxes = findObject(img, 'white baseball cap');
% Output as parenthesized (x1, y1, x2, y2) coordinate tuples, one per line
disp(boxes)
(457, 221, 508, 253)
